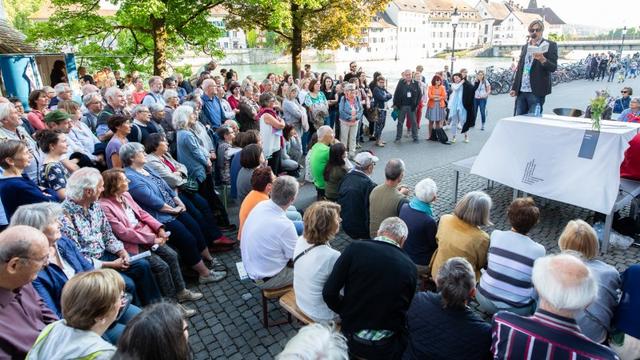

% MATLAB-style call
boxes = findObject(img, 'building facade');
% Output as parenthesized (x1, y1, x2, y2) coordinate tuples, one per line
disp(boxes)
(334, 13, 398, 62)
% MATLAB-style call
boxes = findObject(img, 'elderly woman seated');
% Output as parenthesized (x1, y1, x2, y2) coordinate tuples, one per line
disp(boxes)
(174, 105, 235, 231)
(59, 168, 161, 306)
(476, 197, 545, 316)
(12, 202, 141, 344)
(27, 269, 126, 359)
(404, 257, 492, 359)
(143, 133, 234, 251)
(118, 142, 227, 283)
(399, 178, 438, 277)
(558, 219, 621, 344)
(99, 169, 202, 317)
(428, 191, 492, 281)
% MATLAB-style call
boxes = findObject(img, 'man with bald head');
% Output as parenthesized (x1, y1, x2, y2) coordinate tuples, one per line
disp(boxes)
(491, 253, 620, 360)
(0, 226, 57, 358)
(201, 78, 225, 130)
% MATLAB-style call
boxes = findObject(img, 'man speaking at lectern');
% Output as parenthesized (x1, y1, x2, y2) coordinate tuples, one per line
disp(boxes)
(510, 19, 558, 116)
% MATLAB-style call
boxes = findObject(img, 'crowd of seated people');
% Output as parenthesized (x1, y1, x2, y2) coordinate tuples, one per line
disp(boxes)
(1, 67, 639, 360)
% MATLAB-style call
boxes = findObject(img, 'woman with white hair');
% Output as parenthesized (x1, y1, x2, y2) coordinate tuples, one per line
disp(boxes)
(404, 257, 492, 359)
(277, 324, 348, 360)
(428, 191, 491, 280)
(558, 219, 621, 344)
(162, 89, 180, 138)
(119, 142, 230, 283)
(283, 85, 309, 136)
(338, 84, 364, 158)
(174, 105, 235, 230)
(60, 167, 162, 306)
(399, 178, 438, 276)
(12, 203, 141, 344)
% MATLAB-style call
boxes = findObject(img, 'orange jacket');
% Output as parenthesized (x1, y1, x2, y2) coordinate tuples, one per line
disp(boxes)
(427, 85, 446, 109)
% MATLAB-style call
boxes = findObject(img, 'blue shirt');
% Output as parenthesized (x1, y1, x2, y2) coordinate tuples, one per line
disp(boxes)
(32, 237, 94, 318)
(201, 94, 224, 128)
(0, 175, 59, 220)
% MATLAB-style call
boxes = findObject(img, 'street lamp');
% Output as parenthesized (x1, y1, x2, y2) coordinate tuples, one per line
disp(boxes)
(450, 8, 460, 74)
(620, 26, 627, 57)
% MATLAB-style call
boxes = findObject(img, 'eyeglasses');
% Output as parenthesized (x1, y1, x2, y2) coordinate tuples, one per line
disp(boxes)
(14, 254, 49, 267)
(529, 28, 541, 33)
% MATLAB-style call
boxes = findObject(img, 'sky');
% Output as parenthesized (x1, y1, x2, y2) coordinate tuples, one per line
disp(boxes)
(466, 0, 640, 29)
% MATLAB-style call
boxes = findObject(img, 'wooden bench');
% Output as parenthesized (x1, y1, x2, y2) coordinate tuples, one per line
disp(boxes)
(260, 286, 293, 328)
(278, 290, 314, 326)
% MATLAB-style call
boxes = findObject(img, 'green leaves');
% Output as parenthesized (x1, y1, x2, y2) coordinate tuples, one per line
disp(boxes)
(26, 0, 226, 74)
(224, 0, 391, 75)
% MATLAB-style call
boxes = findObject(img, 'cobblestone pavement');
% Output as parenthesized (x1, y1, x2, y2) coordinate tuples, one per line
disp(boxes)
(186, 163, 640, 359)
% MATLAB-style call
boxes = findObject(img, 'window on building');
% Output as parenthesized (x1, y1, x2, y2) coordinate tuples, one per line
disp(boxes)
(485, 24, 488, 34)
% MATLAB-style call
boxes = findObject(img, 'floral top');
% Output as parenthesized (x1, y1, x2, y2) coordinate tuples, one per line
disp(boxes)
(60, 199, 124, 261)
(39, 162, 69, 191)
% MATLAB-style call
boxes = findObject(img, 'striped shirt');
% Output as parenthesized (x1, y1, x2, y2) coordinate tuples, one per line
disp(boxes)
(477, 230, 545, 308)
(491, 309, 620, 360)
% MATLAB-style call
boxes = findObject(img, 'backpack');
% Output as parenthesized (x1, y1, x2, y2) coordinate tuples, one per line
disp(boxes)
(430, 128, 450, 145)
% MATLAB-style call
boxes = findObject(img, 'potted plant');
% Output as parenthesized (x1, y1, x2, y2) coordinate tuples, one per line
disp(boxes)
(589, 90, 609, 131)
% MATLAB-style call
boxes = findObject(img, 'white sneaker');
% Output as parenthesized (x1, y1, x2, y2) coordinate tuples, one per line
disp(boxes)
(199, 270, 226, 284)
(457, 124, 462, 130)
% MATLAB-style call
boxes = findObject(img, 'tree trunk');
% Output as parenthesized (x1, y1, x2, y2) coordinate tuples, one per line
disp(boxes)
(151, 16, 168, 76)
(290, 2, 303, 79)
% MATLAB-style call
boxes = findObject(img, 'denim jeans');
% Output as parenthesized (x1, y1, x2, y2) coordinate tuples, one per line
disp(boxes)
(100, 253, 161, 306)
(164, 212, 207, 267)
(179, 191, 223, 241)
(374, 109, 387, 140)
(103, 304, 141, 344)
(514, 92, 546, 116)
(474, 98, 487, 125)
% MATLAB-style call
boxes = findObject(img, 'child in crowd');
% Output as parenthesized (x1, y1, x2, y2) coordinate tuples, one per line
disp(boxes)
(215, 126, 240, 185)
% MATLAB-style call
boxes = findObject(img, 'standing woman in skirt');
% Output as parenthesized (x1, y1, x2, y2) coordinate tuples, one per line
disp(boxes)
(427, 75, 447, 140)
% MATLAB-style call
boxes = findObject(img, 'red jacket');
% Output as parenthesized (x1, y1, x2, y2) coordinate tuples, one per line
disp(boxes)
(99, 192, 163, 254)
(621, 133, 640, 181)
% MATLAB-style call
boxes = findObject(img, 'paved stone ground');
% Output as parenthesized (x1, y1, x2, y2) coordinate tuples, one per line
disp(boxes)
(185, 163, 640, 359)
(183, 76, 640, 358)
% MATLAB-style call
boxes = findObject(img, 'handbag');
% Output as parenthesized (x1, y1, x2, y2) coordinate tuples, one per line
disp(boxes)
(433, 128, 450, 144)
(391, 108, 399, 121)
(364, 106, 379, 123)
(179, 175, 199, 193)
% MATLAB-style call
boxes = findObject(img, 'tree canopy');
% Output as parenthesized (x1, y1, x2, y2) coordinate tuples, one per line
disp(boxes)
(26, 0, 226, 75)
(224, 0, 391, 78)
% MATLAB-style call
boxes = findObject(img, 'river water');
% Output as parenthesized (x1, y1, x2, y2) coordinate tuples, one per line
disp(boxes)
(223, 57, 515, 85)
(220, 54, 591, 86)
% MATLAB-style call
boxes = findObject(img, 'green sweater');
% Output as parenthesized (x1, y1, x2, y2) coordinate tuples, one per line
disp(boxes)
(310, 142, 330, 189)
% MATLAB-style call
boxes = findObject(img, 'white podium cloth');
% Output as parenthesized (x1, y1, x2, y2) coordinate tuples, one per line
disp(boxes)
(471, 115, 640, 214)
